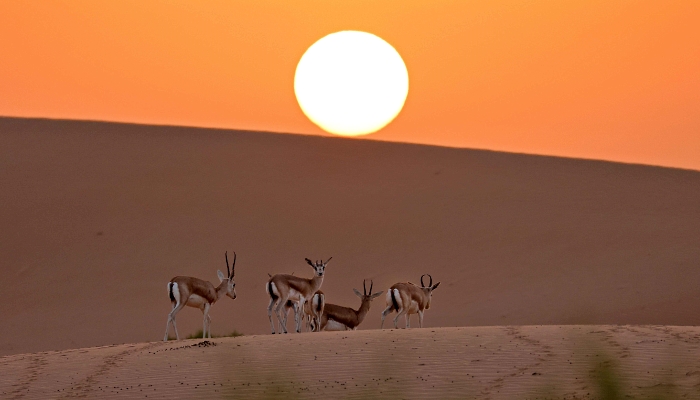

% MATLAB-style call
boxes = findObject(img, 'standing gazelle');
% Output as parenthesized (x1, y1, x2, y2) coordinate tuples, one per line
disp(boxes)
(302, 290, 325, 332)
(320, 280, 383, 331)
(266, 257, 330, 334)
(164, 252, 237, 341)
(380, 274, 440, 329)
(266, 273, 319, 333)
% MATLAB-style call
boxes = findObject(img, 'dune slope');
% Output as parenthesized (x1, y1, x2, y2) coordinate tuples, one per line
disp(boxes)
(2, 326, 700, 399)
(0, 117, 699, 355)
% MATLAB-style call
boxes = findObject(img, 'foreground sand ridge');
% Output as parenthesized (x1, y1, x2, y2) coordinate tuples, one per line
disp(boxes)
(2, 325, 700, 399)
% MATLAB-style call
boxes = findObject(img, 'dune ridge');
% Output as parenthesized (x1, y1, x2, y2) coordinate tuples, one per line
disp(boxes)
(2, 326, 700, 399)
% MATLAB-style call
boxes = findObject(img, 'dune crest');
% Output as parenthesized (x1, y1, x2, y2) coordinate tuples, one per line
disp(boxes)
(2, 326, 700, 399)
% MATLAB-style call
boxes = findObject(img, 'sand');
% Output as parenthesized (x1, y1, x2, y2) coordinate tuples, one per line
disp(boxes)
(2, 325, 700, 399)
(1, 117, 699, 357)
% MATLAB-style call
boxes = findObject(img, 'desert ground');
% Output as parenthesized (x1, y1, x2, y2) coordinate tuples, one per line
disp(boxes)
(2, 325, 700, 399)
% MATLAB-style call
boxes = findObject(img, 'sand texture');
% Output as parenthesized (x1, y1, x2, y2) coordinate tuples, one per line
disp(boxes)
(1, 117, 699, 356)
(2, 326, 700, 399)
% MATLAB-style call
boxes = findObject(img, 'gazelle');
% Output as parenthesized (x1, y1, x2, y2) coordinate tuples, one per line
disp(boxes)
(268, 273, 297, 331)
(278, 290, 324, 333)
(266, 257, 330, 333)
(320, 280, 383, 331)
(304, 290, 325, 332)
(380, 274, 440, 329)
(163, 252, 237, 341)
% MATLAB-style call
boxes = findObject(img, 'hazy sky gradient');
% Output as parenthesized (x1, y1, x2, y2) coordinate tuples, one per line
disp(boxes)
(1, 1, 698, 169)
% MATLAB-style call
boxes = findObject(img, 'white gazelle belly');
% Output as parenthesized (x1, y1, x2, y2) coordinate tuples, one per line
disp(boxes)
(287, 289, 302, 302)
(324, 319, 348, 331)
(186, 294, 207, 308)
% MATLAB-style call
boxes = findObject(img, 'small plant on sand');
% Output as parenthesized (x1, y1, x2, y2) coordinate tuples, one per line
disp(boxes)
(593, 358, 623, 400)
(530, 352, 675, 400)
(219, 330, 245, 338)
(527, 347, 677, 400)
(184, 329, 244, 340)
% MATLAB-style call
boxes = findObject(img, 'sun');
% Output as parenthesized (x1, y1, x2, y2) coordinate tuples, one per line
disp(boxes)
(294, 31, 409, 137)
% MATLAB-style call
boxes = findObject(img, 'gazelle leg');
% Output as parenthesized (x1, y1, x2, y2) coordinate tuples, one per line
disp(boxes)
(393, 307, 406, 329)
(406, 313, 411, 328)
(171, 318, 181, 340)
(294, 302, 302, 333)
(202, 303, 211, 339)
(418, 310, 424, 328)
(295, 298, 306, 333)
(164, 318, 171, 341)
(164, 301, 186, 341)
(283, 304, 292, 331)
(282, 304, 294, 333)
(280, 307, 286, 331)
(206, 314, 212, 338)
(274, 299, 289, 334)
(164, 303, 175, 341)
(380, 305, 393, 329)
(267, 297, 277, 334)
(291, 300, 298, 333)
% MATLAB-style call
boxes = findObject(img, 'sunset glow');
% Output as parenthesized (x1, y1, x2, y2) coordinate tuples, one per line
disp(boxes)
(0, 1, 698, 169)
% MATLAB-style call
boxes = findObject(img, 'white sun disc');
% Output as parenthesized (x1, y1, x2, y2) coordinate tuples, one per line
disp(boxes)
(294, 31, 409, 137)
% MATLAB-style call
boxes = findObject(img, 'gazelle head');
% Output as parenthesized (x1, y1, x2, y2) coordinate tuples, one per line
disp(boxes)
(217, 251, 237, 299)
(353, 279, 384, 304)
(304, 257, 332, 277)
(419, 274, 440, 309)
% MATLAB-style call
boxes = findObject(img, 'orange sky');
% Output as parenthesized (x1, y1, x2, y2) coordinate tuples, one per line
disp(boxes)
(1, 1, 698, 170)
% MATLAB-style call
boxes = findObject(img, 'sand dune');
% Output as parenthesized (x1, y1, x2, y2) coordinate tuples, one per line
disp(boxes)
(2, 326, 700, 399)
(1, 117, 699, 356)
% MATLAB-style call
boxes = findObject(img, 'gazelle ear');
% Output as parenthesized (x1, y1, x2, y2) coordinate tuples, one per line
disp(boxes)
(431, 282, 441, 290)
(305, 258, 315, 267)
(353, 289, 363, 298)
(217, 270, 226, 282)
(371, 291, 384, 299)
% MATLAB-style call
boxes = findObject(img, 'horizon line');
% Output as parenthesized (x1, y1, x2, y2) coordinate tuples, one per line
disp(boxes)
(2, 114, 698, 174)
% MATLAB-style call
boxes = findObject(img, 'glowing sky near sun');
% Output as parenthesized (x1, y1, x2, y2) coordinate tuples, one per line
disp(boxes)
(0, 1, 698, 170)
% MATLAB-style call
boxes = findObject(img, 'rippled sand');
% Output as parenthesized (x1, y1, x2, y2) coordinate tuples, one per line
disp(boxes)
(2, 325, 700, 399)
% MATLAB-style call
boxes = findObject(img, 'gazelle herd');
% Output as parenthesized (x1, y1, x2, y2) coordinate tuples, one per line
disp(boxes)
(164, 252, 439, 340)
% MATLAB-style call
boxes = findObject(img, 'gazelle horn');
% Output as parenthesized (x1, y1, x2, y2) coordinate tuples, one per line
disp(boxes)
(225, 251, 230, 278)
